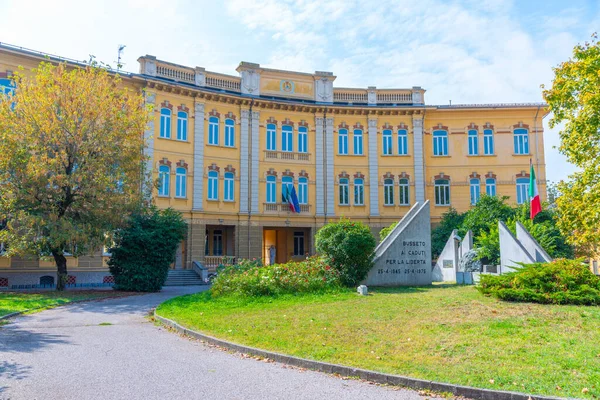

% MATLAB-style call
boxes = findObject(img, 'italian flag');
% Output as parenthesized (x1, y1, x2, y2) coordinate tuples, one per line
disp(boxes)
(529, 160, 541, 220)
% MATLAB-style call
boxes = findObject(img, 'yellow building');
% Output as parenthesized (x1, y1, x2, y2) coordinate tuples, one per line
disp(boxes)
(0, 43, 548, 286)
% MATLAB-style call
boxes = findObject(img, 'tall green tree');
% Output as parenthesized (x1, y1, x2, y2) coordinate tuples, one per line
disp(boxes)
(542, 33, 600, 253)
(0, 62, 149, 290)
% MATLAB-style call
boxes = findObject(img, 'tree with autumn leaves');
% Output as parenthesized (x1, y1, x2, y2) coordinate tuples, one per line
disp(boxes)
(543, 33, 600, 255)
(0, 62, 150, 290)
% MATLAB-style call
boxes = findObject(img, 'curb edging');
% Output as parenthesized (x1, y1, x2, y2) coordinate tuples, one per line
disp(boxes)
(154, 311, 566, 400)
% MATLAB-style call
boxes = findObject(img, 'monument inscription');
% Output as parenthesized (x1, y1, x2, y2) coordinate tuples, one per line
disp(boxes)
(363, 201, 432, 286)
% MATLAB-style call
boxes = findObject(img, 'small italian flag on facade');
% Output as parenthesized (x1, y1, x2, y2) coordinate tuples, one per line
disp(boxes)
(529, 159, 542, 220)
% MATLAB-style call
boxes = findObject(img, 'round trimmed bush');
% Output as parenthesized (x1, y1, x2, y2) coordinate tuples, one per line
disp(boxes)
(315, 219, 376, 287)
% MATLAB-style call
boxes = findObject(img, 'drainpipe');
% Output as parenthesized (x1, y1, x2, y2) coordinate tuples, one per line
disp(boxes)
(247, 98, 254, 259)
(323, 107, 328, 224)
(533, 105, 541, 176)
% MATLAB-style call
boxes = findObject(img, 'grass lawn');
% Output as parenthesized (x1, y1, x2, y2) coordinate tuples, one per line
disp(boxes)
(157, 285, 600, 398)
(0, 290, 132, 318)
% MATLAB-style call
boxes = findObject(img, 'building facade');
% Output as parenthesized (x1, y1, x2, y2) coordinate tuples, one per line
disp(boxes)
(0, 43, 548, 286)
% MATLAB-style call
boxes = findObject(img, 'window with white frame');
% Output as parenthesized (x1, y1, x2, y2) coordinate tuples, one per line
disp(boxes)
(266, 175, 276, 203)
(484, 129, 494, 155)
(382, 129, 392, 155)
(384, 178, 394, 205)
(339, 178, 349, 205)
(207, 170, 218, 200)
(514, 128, 529, 155)
(470, 178, 480, 205)
(282, 176, 293, 202)
(225, 119, 235, 147)
(293, 232, 305, 256)
(298, 177, 308, 204)
(208, 117, 219, 145)
(298, 126, 308, 153)
(486, 178, 496, 196)
(338, 128, 348, 155)
(177, 111, 187, 141)
(398, 129, 408, 155)
(353, 129, 363, 155)
(160, 108, 171, 139)
(266, 123, 277, 151)
(468, 129, 478, 155)
(435, 179, 450, 205)
(516, 177, 529, 204)
(433, 130, 448, 156)
(224, 172, 234, 201)
(175, 167, 186, 198)
(399, 178, 409, 205)
(158, 165, 170, 196)
(354, 178, 364, 205)
(282, 125, 293, 152)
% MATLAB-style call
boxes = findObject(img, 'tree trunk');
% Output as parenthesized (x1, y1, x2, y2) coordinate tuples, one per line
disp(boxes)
(52, 251, 68, 291)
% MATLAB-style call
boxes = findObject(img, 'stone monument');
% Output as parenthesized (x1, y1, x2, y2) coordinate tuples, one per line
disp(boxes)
(499, 221, 552, 273)
(363, 201, 432, 286)
(432, 230, 473, 282)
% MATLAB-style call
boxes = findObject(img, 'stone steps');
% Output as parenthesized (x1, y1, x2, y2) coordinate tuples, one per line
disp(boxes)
(164, 270, 206, 286)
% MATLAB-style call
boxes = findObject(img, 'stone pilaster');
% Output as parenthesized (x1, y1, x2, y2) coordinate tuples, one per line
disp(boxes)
(142, 91, 156, 200)
(192, 102, 205, 211)
(188, 220, 206, 266)
(237, 62, 261, 96)
(412, 115, 425, 203)
(368, 118, 379, 216)
(315, 116, 325, 216)
(314, 71, 336, 103)
(251, 111, 260, 214)
(240, 109, 250, 214)
(325, 117, 335, 216)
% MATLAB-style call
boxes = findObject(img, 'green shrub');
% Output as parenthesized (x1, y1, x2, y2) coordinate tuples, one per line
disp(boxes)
(108, 207, 187, 292)
(211, 256, 341, 297)
(478, 259, 600, 305)
(315, 219, 376, 286)
(379, 222, 398, 241)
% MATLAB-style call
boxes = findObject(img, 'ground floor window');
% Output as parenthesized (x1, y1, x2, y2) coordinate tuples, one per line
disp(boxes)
(293, 232, 305, 256)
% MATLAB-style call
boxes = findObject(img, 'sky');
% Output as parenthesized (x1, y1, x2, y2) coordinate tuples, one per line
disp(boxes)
(2, 0, 598, 183)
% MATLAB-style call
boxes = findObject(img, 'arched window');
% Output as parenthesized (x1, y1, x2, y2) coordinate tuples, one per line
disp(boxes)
(0, 78, 16, 97)
(282, 176, 293, 202)
(433, 130, 448, 156)
(177, 111, 187, 141)
(382, 129, 392, 155)
(399, 178, 409, 205)
(339, 178, 349, 205)
(158, 165, 170, 196)
(435, 179, 450, 205)
(514, 128, 529, 155)
(207, 171, 218, 200)
(266, 175, 276, 203)
(484, 129, 494, 155)
(298, 126, 308, 153)
(470, 178, 480, 205)
(354, 178, 364, 205)
(224, 172, 234, 201)
(468, 129, 478, 155)
(175, 167, 186, 198)
(298, 177, 308, 204)
(384, 178, 394, 205)
(398, 129, 408, 155)
(516, 177, 529, 204)
(160, 108, 171, 139)
(208, 116, 219, 145)
(266, 123, 277, 151)
(486, 178, 496, 196)
(338, 128, 348, 155)
(225, 119, 235, 147)
(353, 129, 363, 155)
(282, 125, 293, 152)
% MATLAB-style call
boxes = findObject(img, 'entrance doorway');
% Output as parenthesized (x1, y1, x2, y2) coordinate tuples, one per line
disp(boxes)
(263, 227, 310, 265)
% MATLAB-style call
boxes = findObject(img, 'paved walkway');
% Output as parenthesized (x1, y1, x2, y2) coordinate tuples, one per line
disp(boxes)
(0, 287, 436, 400)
